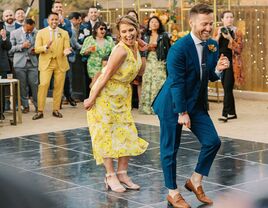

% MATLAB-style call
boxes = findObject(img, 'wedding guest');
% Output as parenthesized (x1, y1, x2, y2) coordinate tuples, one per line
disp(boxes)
(213, 10, 244, 122)
(84, 15, 148, 193)
(14, 8, 25, 26)
(32, 13, 72, 120)
(0, 27, 12, 120)
(9, 19, 38, 114)
(80, 21, 114, 87)
(139, 16, 170, 114)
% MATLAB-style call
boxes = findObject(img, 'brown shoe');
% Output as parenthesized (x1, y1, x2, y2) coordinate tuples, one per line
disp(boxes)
(22, 107, 30, 114)
(32, 112, 44, 120)
(184, 179, 213, 204)
(52, 110, 63, 118)
(167, 193, 191, 208)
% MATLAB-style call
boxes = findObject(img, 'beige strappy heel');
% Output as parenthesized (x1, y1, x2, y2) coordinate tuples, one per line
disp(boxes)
(104, 172, 126, 193)
(117, 170, 140, 190)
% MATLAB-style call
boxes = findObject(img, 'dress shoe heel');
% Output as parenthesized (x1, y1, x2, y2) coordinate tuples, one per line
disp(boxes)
(117, 170, 140, 190)
(104, 172, 126, 193)
(184, 184, 192, 192)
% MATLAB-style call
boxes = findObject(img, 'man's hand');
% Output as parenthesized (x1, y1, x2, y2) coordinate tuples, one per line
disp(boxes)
(216, 54, 230, 72)
(58, 14, 64, 24)
(0, 29, 7, 40)
(63, 47, 72, 56)
(178, 113, 191, 128)
(46, 40, 53, 49)
(22, 41, 31, 49)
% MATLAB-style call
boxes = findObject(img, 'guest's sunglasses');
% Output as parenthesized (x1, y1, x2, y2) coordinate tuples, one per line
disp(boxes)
(99, 27, 106, 31)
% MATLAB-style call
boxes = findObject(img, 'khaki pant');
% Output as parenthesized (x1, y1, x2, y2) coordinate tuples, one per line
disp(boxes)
(37, 59, 66, 112)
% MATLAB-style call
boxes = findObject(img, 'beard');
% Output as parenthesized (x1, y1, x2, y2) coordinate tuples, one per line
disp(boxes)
(6, 18, 14, 24)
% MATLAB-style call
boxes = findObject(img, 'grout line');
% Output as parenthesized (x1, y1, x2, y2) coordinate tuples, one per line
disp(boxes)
(226, 155, 268, 167)
(0, 161, 80, 187)
(30, 159, 94, 171)
(45, 186, 82, 194)
(230, 148, 268, 157)
(17, 137, 93, 156)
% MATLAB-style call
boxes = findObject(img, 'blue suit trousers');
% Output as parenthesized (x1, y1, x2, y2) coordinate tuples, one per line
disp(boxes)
(159, 106, 221, 189)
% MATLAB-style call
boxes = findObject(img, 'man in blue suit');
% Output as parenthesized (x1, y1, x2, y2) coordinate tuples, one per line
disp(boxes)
(152, 4, 230, 208)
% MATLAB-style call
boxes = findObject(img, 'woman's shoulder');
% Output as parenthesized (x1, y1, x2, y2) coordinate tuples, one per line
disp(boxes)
(112, 43, 128, 57)
(84, 35, 94, 42)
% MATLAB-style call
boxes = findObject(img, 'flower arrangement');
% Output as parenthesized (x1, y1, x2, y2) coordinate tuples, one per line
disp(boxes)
(208, 44, 217, 52)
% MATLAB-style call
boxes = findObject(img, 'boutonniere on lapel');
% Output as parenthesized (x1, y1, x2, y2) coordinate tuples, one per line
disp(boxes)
(57, 33, 62, 38)
(208, 44, 217, 52)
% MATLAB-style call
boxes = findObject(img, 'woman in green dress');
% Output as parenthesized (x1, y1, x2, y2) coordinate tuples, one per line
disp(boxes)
(139, 16, 170, 114)
(80, 21, 115, 86)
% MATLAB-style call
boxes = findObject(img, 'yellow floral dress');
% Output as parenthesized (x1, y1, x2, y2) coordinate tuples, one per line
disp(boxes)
(87, 42, 149, 165)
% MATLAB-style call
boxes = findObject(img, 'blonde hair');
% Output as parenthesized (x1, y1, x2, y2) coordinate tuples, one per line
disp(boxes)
(116, 15, 140, 39)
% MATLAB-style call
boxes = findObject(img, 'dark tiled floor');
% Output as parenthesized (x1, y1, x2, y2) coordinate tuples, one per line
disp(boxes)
(0, 123, 268, 208)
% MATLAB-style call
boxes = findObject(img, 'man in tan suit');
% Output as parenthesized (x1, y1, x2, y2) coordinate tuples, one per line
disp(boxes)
(32, 12, 72, 120)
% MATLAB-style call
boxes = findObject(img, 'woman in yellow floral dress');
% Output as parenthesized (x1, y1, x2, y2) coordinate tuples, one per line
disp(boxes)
(83, 16, 148, 193)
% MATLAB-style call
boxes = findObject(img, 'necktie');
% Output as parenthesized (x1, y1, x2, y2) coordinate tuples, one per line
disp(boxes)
(200, 41, 207, 80)
(52, 29, 55, 42)
(26, 33, 30, 41)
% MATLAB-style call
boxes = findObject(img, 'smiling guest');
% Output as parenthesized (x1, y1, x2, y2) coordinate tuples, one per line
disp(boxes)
(80, 21, 114, 87)
(32, 12, 72, 120)
(84, 15, 148, 193)
(153, 4, 230, 207)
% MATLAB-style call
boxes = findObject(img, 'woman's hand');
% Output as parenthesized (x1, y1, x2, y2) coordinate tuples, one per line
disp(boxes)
(221, 32, 233, 41)
(147, 43, 157, 51)
(83, 97, 96, 111)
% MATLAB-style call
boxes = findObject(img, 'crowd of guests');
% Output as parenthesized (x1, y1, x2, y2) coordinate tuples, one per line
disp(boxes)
(0, 1, 243, 122)
(0, 2, 246, 208)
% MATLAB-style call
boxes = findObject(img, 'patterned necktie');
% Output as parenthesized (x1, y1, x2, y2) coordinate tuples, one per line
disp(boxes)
(26, 33, 32, 44)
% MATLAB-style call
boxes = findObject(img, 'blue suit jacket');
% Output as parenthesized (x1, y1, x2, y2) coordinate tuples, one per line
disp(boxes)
(153, 34, 220, 118)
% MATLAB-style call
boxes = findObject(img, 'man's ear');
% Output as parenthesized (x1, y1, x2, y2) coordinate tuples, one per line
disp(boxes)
(189, 19, 193, 28)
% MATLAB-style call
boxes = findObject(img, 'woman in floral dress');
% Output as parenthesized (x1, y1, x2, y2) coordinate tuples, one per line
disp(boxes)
(80, 21, 115, 86)
(84, 16, 148, 193)
(139, 16, 170, 114)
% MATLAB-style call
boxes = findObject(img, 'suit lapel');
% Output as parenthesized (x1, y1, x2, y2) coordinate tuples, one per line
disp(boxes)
(185, 34, 200, 77)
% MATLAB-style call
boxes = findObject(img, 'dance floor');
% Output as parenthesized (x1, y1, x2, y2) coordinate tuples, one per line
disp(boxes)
(1, 123, 268, 208)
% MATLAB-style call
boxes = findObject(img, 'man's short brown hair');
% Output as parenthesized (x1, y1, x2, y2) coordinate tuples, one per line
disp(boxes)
(189, 4, 213, 18)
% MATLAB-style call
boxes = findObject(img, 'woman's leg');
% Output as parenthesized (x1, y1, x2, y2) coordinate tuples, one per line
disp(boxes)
(117, 156, 140, 190)
(103, 158, 126, 192)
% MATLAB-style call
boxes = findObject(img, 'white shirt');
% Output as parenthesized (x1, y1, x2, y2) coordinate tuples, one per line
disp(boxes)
(190, 32, 222, 79)
(48, 26, 59, 41)
(190, 32, 205, 80)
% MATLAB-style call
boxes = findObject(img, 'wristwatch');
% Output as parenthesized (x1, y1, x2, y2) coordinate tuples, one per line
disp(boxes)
(179, 111, 188, 116)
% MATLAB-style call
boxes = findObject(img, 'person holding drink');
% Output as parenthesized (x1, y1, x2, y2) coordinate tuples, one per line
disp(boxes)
(80, 21, 114, 88)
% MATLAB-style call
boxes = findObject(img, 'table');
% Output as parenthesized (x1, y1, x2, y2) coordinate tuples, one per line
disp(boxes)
(0, 79, 22, 125)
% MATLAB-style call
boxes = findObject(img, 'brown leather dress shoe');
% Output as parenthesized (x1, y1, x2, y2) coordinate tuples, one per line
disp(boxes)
(52, 111, 63, 118)
(184, 179, 213, 204)
(32, 112, 44, 120)
(167, 193, 191, 208)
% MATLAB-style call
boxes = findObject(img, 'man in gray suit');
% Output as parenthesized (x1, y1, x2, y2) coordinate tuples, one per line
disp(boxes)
(9, 19, 38, 113)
